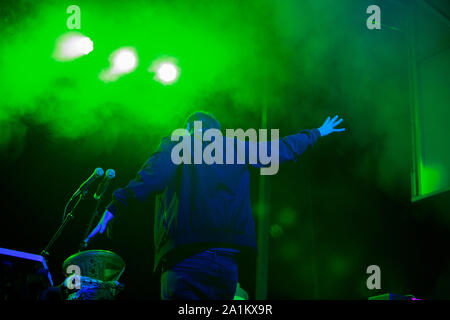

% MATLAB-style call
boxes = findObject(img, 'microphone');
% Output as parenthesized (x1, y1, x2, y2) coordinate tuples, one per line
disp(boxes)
(93, 169, 115, 200)
(71, 167, 104, 199)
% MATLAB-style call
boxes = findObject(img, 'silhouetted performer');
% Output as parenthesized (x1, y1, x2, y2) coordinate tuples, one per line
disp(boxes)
(86, 111, 345, 299)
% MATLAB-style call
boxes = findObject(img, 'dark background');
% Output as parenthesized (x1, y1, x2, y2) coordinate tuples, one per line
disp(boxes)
(1, 0, 449, 299)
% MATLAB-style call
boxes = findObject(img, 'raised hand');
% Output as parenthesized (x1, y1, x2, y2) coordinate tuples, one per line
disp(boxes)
(318, 115, 346, 137)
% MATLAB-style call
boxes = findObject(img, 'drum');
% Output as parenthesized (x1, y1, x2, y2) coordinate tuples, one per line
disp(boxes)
(62, 250, 125, 282)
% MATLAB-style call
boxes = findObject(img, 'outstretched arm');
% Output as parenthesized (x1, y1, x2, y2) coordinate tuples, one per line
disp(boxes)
(105, 137, 177, 217)
(84, 137, 177, 243)
(247, 115, 346, 168)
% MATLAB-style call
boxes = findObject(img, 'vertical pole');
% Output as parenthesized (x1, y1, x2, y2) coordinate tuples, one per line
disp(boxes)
(255, 103, 269, 299)
(407, 0, 422, 200)
(305, 154, 319, 299)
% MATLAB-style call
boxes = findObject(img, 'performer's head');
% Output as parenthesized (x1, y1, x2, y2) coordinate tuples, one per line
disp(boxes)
(184, 111, 221, 134)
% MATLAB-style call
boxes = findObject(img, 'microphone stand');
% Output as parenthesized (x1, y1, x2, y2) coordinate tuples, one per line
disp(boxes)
(79, 170, 115, 250)
(79, 197, 102, 251)
(40, 191, 86, 259)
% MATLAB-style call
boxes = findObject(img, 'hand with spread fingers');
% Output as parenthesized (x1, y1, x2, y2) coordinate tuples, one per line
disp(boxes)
(318, 115, 346, 137)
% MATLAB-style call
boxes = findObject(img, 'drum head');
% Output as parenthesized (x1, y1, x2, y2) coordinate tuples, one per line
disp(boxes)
(62, 250, 125, 282)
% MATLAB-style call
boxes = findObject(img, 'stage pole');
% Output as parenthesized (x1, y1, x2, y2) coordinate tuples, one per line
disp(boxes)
(255, 103, 270, 299)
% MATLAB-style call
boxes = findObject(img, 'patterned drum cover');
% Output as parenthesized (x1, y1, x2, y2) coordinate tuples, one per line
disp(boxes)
(62, 250, 125, 282)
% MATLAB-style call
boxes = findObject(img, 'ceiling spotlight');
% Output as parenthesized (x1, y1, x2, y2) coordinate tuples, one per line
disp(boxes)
(53, 31, 94, 61)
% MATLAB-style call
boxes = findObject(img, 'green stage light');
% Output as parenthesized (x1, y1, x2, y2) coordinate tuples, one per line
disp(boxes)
(112, 48, 138, 74)
(100, 47, 138, 82)
(148, 59, 180, 85)
(53, 32, 94, 62)
(156, 62, 179, 84)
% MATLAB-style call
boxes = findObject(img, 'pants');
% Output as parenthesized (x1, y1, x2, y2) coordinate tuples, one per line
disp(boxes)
(160, 249, 238, 300)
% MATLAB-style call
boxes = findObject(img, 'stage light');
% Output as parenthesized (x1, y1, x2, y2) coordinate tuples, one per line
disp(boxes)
(156, 62, 179, 84)
(111, 48, 138, 74)
(99, 47, 138, 82)
(53, 32, 94, 61)
(148, 59, 180, 85)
